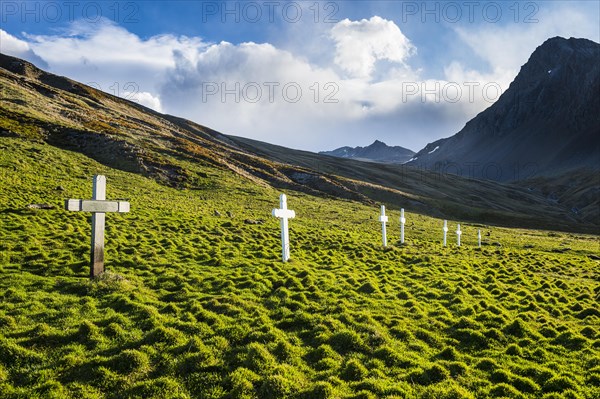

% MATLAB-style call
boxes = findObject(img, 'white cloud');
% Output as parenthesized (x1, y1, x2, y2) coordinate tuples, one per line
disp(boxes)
(23, 20, 205, 69)
(133, 91, 163, 113)
(159, 40, 354, 148)
(0, 30, 48, 68)
(1, 30, 30, 54)
(5, 20, 206, 113)
(330, 16, 416, 79)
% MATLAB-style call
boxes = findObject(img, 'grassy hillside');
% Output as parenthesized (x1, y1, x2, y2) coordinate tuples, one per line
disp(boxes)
(227, 137, 599, 232)
(1, 137, 599, 398)
(1, 52, 597, 233)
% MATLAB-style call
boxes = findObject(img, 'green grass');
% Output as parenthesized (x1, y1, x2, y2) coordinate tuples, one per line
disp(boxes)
(1, 137, 599, 398)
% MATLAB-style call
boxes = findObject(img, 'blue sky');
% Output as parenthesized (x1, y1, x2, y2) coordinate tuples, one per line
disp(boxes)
(1, 1, 598, 151)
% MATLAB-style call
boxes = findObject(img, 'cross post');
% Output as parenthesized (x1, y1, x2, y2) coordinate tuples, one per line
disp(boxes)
(65, 175, 130, 278)
(478, 229, 481, 248)
(443, 220, 448, 247)
(272, 194, 295, 262)
(399, 208, 406, 244)
(379, 205, 388, 247)
(456, 224, 462, 247)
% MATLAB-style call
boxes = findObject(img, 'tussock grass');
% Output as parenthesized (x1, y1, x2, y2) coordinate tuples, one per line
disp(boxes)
(0, 138, 599, 398)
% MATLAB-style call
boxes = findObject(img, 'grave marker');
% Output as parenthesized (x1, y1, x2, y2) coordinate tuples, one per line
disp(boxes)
(456, 224, 462, 247)
(400, 208, 406, 244)
(443, 220, 448, 246)
(478, 229, 481, 248)
(65, 175, 130, 278)
(379, 205, 388, 247)
(272, 194, 295, 262)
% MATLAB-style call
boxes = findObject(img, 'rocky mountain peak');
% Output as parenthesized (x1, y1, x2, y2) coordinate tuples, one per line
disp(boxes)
(320, 140, 414, 164)
(408, 36, 599, 181)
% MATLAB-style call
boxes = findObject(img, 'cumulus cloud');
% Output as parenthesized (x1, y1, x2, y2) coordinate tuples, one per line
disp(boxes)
(159, 40, 354, 148)
(1, 30, 30, 55)
(23, 20, 205, 68)
(133, 91, 163, 113)
(0, 30, 48, 68)
(7, 20, 205, 113)
(330, 16, 416, 80)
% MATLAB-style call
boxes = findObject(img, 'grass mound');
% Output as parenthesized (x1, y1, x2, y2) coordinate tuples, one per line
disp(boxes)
(0, 138, 598, 398)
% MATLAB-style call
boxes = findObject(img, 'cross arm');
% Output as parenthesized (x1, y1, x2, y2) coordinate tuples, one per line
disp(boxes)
(65, 199, 130, 213)
(272, 208, 295, 219)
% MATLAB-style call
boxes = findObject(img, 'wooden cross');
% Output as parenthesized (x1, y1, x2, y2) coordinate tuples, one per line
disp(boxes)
(379, 205, 388, 247)
(65, 175, 130, 278)
(399, 208, 406, 244)
(456, 224, 462, 247)
(272, 194, 295, 262)
(443, 220, 448, 247)
(478, 229, 481, 248)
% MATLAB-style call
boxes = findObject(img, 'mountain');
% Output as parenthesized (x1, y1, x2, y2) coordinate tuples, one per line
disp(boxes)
(320, 140, 415, 164)
(407, 37, 600, 182)
(0, 52, 597, 231)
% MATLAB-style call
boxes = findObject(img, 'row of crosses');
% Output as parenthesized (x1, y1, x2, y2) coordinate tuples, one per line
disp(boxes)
(381, 209, 481, 248)
(378, 205, 408, 247)
(67, 176, 482, 279)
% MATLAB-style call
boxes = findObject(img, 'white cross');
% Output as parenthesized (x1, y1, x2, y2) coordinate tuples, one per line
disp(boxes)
(399, 208, 406, 244)
(456, 224, 462, 247)
(379, 205, 388, 247)
(272, 194, 295, 262)
(478, 229, 481, 248)
(443, 220, 448, 247)
(65, 175, 130, 278)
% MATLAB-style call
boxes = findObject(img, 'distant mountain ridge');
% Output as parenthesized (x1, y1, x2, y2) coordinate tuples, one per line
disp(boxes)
(320, 140, 415, 164)
(407, 36, 600, 182)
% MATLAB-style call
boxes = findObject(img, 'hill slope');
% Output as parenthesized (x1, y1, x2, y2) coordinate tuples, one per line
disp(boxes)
(0, 51, 597, 234)
(407, 37, 600, 181)
(320, 140, 415, 164)
(228, 136, 600, 230)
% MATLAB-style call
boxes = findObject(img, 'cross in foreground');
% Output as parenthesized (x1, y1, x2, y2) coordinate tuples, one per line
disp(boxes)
(65, 175, 130, 278)
(379, 205, 388, 247)
(272, 194, 295, 262)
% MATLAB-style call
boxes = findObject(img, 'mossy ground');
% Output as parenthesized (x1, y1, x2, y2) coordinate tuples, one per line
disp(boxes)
(0, 138, 599, 398)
